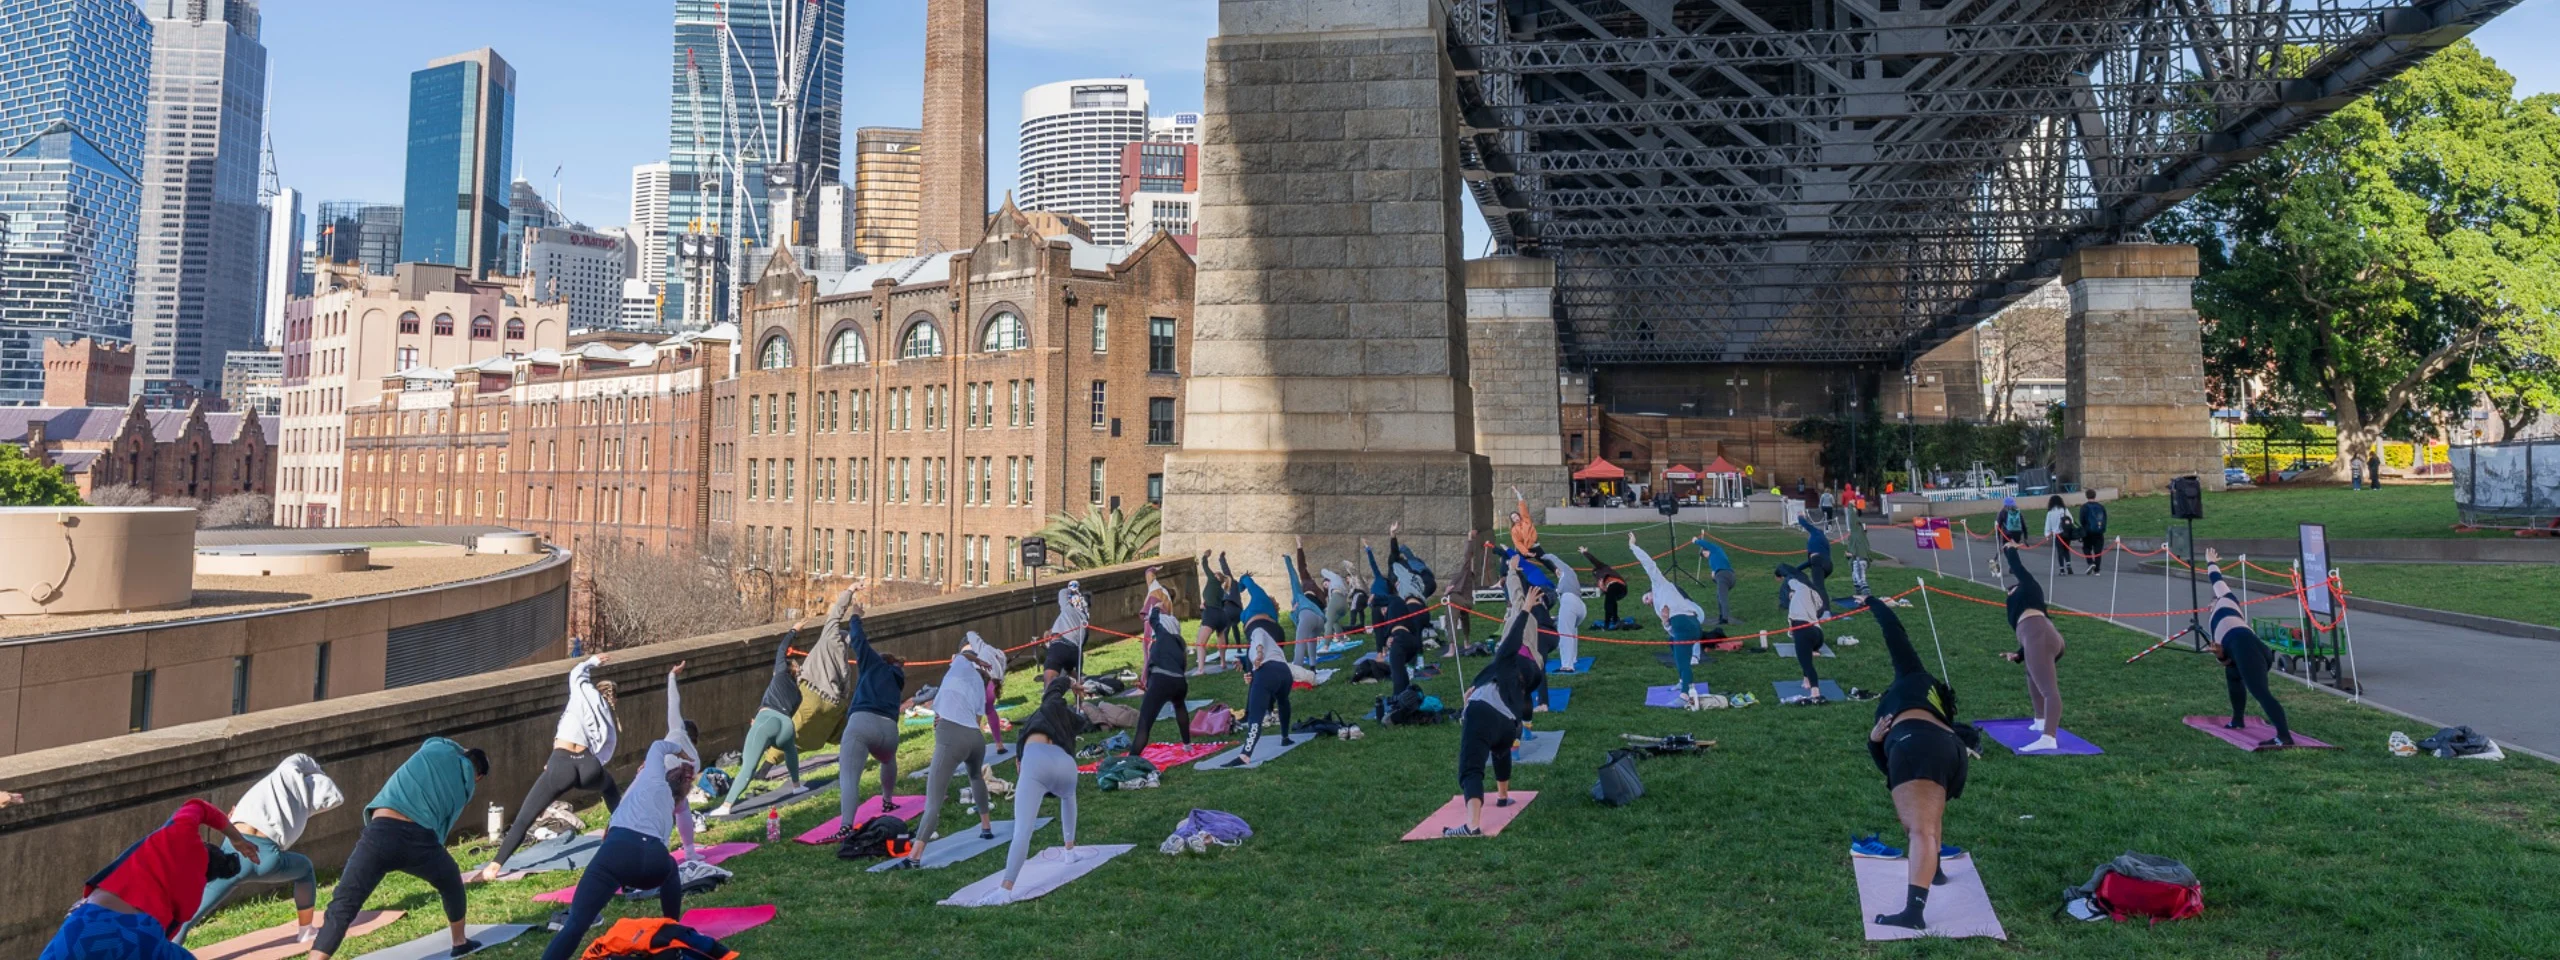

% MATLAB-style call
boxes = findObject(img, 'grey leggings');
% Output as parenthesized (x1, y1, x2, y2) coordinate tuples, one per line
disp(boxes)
(177, 834, 312, 940)
(918, 719, 992, 843)
(1713, 569, 1736, 624)
(1002, 741, 1080, 886)
(838, 711, 901, 825)
(1293, 607, 1325, 664)
(2016, 613, 2065, 731)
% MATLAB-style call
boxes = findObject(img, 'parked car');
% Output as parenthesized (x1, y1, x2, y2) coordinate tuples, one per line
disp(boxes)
(2223, 467, 2254, 487)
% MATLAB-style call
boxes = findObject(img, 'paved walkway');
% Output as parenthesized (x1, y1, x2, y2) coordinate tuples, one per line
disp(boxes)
(1859, 525, 2560, 760)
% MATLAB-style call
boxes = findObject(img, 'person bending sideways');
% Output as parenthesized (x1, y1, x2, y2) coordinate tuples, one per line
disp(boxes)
(1997, 546, 2068, 752)
(1540, 548, 1587, 671)
(783, 588, 856, 767)
(2204, 548, 2295, 747)
(974, 677, 1093, 905)
(307, 739, 487, 960)
(1627, 532, 1708, 697)
(479, 656, 623, 879)
(887, 633, 1009, 870)
(1863, 596, 1982, 931)
(1689, 534, 1738, 626)
(1445, 559, 1541, 837)
(1579, 548, 1632, 630)
(1042, 581, 1092, 691)
(1776, 563, 1829, 702)
(43, 798, 260, 960)
(1130, 600, 1196, 754)
(1225, 602, 1300, 766)
(176, 754, 342, 943)
(830, 594, 908, 842)
(710, 627, 814, 817)
(537, 736, 702, 960)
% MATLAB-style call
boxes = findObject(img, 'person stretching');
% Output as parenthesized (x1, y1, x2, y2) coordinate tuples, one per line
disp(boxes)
(784, 588, 856, 769)
(1496, 556, 1552, 724)
(1539, 549, 1586, 672)
(1580, 548, 1631, 630)
(1366, 539, 1427, 696)
(1438, 531, 1485, 648)
(1042, 581, 1091, 689)
(1196, 552, 1240, 673)
(536, 734, 701, 960)
(1130, 600, 1195, 754)
(43, 798, 260, 960)
(1627, 532, 1708, 697)
(478, 655, 621, 879)
(1797, 513, 1841, 609)
(1225, 607, 1299, 766)
(1690, 534, 1738, 625)
(1284, 540, 1330, 666)
(2043, 494, 2076, 575)
(709, 628, 812, 817)
(1445, 560, 1539, 837)
(978, 676, 1092, 905)
(177, 754, 341, 943)
(887, 634, 1007, 870)
(2205, 548, 2295, 747)
(831, 596, 908, 841)
(307, 739, 487, 960)
(1864, 595, 1980, 931)
(1776, 563, 1830, 702)
(1996, 546, 2068, 752)
(1492, 542, 1559, 660)
(1508, 486, 1541, 559)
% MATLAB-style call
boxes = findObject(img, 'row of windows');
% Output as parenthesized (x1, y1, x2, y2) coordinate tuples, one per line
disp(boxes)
(349, 394, 656, 440)
(753, 310, 1180, 370)
(394, 311, 529, 341)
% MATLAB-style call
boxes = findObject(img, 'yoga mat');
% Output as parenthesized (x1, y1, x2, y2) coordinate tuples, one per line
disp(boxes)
(1199, 733, 1314, 770)
(532, 842, 761, 904)
(1773, 642, 1836, 659)
(678, 905, 775, 940)
(938, 844, 1135, 907)
(904, 744, 1018, 780)
(1773, 679, 1846, 702)
(794, 794, 931, 845)
(866, 817, 1053, 872)
(197, 912, 401, 960)
(1854, 853, 2007, 941)
(1512, 730, 1564, 765)
(1543, 687, 1572, 712)
(1644, 684, 1710, 708)
(2183, 716, 2335, 751)
(1078, 740, 1232, 774)
(1140, 699, 1213, 723)
(1976, 718, 2105, 756)
(756, 752, 839, 781)
(1313, 651, 1347, 664)
(347, 924, 530, 960)
(490, 830, 601, 879)
(1401, 791, 1538, 841)
(707, 773, 834, 821)
(1544, 656, 1595, 673)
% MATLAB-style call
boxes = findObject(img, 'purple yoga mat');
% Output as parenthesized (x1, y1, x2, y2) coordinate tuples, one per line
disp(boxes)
(1645, 684, 1709, 708)
(1976, 718, 2105, 756)
(2183, 716, 2334, 751)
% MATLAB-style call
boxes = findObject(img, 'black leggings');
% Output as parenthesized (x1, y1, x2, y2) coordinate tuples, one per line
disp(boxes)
(539, 827, 680, 960)
(1791, 621, 1826, 685)
(1133, 675, 1193, 751)
(1387, 629, 1422, 696)
(1808, 553, 1835, 605)
(2081, 531, 2105, 571)
(1456, 700, 1518, 801)
(2222, 639, 2292, 740)
(1242, 662, 1294, 756)
(491, 748, 621, 867)
(314, 816, 466, 956)
(1519, 657, 1548, 716)
(1601, 586, 1623, 624)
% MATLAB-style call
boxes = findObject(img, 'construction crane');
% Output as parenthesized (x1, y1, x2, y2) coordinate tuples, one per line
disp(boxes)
(766, 0, 825, 247)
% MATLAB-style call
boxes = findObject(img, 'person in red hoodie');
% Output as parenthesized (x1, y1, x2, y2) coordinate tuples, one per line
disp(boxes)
(42, 797, 260, 959)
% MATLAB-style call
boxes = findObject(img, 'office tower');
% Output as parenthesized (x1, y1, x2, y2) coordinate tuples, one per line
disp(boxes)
(259, 186, 302, 346)
(816, 182, 853, 253)
(629, 160, 670, 293)
(1121, 139, 1199, 246)
(499, 177, 559, 276)
(316, 200, 403, 276)
(854, 126, 920, 261)
(0, 0, 152, 404)
(401, 48, 516, 277)
(1150, 113, 1199, 144)
(620, 277, 657, 330)
(666, 0, 844, 324)
(523, 223, 631, 332)
(133, 0, 267, 396)
(1018, 79, 1150, 245)
(919, 0, 985, 255)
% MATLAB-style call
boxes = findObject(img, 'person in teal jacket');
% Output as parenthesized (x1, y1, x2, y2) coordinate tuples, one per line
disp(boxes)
(307, 738, 487, 960)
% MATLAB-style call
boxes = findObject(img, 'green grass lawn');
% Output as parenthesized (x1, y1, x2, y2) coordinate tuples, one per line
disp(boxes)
(2096, 482, 2490, 541)
(2337, 562, 2560, 629)
(180, 525, 2560, 959)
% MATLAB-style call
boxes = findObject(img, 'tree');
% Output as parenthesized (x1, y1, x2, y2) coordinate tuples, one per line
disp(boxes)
(201, 493, 274, 529)
(83, 484, 157, 507)
(2155, 41, 2560, 480)
(1978, 282, 2067, 422)
(579, 538, 755, 650)
(1034, 504, 1162, 572)
(0, 445, 82, 506)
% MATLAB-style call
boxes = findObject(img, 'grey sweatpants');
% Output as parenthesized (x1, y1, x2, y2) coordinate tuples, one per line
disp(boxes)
(2016, 614, 2066, 732)
(1712, 568, 1737, 625)
(1002, 741, 1080, 886)
(1293, 606, 1325, 664)
(838, 711, 901, 825)
(919, 719, 992, 843)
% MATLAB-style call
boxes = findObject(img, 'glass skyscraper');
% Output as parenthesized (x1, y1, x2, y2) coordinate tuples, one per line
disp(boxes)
(315, 200, 403, 276)
(401, 48, 514, 278)
(134, 0, 267, 396)
(0, 0, 153, 405)
(665, 0, 843, 325)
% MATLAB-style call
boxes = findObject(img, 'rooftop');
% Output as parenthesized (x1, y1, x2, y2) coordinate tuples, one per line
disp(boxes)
(0, 550, 551, 641)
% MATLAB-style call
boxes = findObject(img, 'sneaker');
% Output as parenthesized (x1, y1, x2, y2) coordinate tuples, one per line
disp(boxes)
(1846, 688, 1878, 702)
(980, 827, 997, 840)
(1495, 796, 1515, 808)
(1441, 825, 1484, 838)
(1836, 636, 1859, 647)
(707, 803, 734, 818)
(882, 856, 921, 871)
(450, 939, 485, 958)
(1939, 843, 1965, 859)
(2260, 736, 2295, 749)
(296, 925, 319, 945)
(1851, 834, 1904, 859)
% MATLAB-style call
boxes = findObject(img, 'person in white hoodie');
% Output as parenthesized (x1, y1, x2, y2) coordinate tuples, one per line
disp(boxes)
(884, 633, 1007, 870)
(477, 654, 625, 881)
(1040, 582, 1091, 687)
(175, 754, 343, 942)
(2042, 494, 2077, 576)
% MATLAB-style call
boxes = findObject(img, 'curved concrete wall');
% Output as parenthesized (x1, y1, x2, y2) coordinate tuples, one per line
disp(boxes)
(0, 507, 196, 616)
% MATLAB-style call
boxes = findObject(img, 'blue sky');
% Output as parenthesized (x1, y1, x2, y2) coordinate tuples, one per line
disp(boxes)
(267, 2, 2557, 257)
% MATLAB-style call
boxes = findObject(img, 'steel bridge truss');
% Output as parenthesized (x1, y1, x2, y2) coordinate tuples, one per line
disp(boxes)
(1447, 0, 2517, 366)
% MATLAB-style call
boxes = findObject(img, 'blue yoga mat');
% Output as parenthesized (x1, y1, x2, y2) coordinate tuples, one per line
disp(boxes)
(1545, 656, 1595, 673)
(1544, 687, 1572, 712)
(1773, 679, 1845, 702)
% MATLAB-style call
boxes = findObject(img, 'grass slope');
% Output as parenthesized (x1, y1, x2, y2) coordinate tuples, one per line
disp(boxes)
(181, 526, 2560, 959)
(2337, 562, 2560, 629)
(2097, 483, 2488, 541)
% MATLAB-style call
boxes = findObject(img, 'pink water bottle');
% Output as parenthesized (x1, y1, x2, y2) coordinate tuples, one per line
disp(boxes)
(765, 808, 781, 842)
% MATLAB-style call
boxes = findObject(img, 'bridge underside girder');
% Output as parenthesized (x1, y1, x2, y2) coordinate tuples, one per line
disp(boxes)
(1448, 0, 2518, 368)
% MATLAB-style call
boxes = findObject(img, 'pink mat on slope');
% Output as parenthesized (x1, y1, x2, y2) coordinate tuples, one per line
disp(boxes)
(678, 905, 776, 940)
(2182, 715, 2334, 751)
(531, 842, 758, 903)
(195, 912, 401, 960)
(793, 794, 927, 845)
(1077, 740, 1233, 774)
(1400, 791, 1538, 841)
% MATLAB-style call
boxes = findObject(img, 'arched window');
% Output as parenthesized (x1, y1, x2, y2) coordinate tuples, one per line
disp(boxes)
(470, 316, 495, 340)
(759, 334, 794, 370)
(505, 318, 526, 340)
(398, 311, 421, 334)
(828, 328, 867, 365)
(433, 313, 455, 336)
(900, 320, 943, 359)
(980, 311, 1026, 352)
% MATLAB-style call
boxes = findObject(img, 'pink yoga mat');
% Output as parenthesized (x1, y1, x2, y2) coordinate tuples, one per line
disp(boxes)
(1077, 740, 1232, 774)
(1401, 791, 1538, 841)
(678, 905, 775, 940)
(195, 911, 401, 960)
(2183, 715, 2334, 751)
(1854, 852, 2006, 941)
(793, 794, 928, 845)
(531, 842, 758, 903)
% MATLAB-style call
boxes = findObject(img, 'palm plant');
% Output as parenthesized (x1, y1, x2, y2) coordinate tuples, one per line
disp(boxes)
(1034, 503, 1163, 572)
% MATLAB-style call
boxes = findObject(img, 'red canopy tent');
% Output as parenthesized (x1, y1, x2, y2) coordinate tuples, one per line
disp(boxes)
(1572, 458, 1626, 481)
(1700, 456, 1746, 502)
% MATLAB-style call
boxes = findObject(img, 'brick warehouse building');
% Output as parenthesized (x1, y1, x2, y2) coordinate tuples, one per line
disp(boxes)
(724, 202, 1193, 608)
(0, 337, 274, 501)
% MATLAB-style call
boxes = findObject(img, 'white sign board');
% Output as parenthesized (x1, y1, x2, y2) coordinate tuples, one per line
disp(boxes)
(2299, 523, 2333, 618)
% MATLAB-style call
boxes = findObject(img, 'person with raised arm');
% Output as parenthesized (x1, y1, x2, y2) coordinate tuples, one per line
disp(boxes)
(1627, 532, 1708, 698)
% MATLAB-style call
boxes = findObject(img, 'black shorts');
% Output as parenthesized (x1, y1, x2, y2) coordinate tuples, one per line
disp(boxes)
(1042, 641, 1081, 673)
(1883, 718, 1969, 799)
(1201, 605, 1237, 633)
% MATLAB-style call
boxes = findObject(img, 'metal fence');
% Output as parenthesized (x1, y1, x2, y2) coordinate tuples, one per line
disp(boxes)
(2450, 439, 2560, 526)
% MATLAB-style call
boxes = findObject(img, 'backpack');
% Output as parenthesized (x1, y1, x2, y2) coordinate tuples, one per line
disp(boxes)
(580, 918, 737, 960)
(1095, 756, 1159, 791)
(1351, 655, 1391, 683)
(2417, 725, 2492, 758)
(833, 815, 915, 861)
(1080, 700, 1139, 729)
(1080, 674, 1131, 698)
(2081, 501, 2108, 536)
(2063, 853, 2203, 923)
(1375, 688, 1428, 726)
(1591, 749, 1645, 806)
(1189, 703, 1235, 736)
(1290, 711, 1351, 737)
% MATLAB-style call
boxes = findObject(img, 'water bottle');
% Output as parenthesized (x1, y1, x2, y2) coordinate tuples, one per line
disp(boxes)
(486, 803, 502, 843)
(765, 807, 781, 842)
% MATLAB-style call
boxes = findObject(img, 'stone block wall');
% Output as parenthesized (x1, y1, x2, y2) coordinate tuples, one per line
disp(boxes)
(2058, 244, 2225, 496)
(1465, 257, 1568, 507)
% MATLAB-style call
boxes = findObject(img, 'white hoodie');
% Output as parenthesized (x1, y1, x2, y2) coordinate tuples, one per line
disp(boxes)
(228, 753, 343, 849)
(552, 656, 619, 763)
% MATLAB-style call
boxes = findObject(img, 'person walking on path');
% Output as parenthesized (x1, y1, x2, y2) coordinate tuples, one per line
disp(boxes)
(2075, 491, 2108, 575)
(2043, 494, 2077, 576)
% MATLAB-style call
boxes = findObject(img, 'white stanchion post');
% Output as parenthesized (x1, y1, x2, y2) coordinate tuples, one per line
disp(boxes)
(1917, 577, 1950, 680)
(2109, 537, 2122, 623)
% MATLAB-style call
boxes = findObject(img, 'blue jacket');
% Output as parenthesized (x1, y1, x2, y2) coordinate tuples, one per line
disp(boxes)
(1495, 546, 1555, 593)
(1692, 537, 1733, 573)
(1238, 573, 1279, 625)
(845, 616, 906, 719)
(1796, 515, 1832, 559)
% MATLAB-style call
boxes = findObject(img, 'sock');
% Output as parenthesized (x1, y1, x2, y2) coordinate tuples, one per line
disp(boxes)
(2028, 718, 2045, 733)
(2024, 734, 2058, 752)
(1874, 883, 1930, 929)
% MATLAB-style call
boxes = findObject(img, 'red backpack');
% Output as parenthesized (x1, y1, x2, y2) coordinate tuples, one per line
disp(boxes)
(2066, 854, 2204, 923)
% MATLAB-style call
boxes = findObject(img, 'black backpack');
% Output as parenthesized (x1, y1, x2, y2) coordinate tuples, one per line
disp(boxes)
(2417, 725, 2492, 757)
(1351, 656, 1391, 683)
(1375, 688, 1428, 726)
(1591, 749, 1645, 806)
(1291, 711, 1352, 736)
(2081, 501, 2108, 536)
(833, 815, 914, 860)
